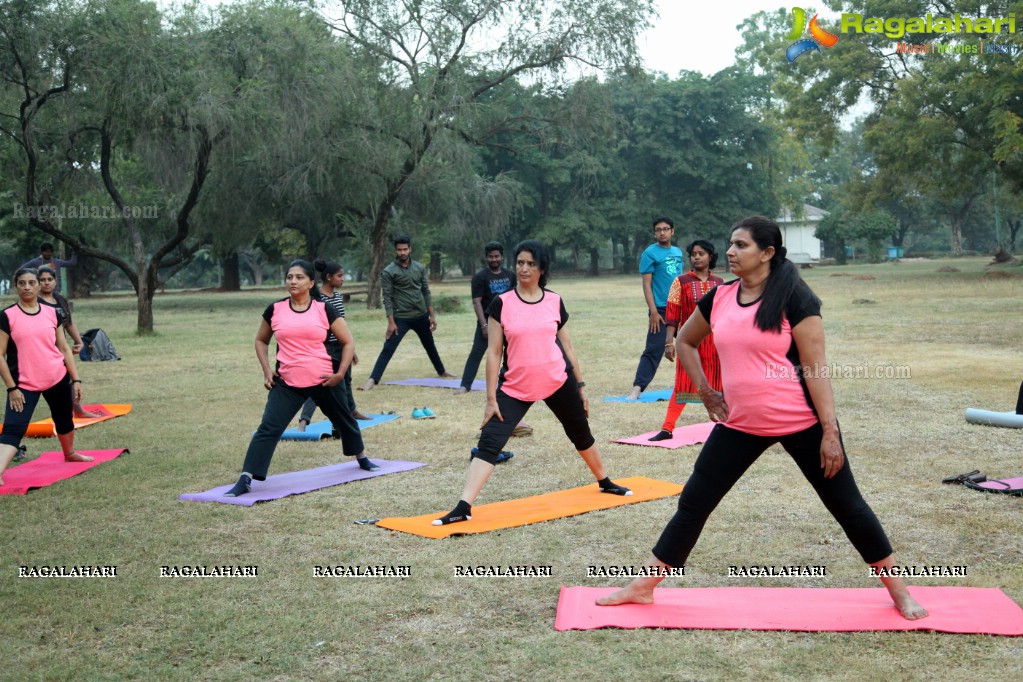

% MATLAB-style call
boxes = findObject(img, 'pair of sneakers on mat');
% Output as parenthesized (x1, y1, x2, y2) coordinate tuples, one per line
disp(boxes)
(412, 407, 436, 419)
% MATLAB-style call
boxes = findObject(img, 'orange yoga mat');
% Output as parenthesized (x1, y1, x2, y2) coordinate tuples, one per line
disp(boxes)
(0, 404, 132, 438)
(376, 476, 683, 538)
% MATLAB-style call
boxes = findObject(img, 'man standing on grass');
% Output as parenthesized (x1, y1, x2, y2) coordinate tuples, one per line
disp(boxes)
(456, 241, 515, 395)
(21, 242, 78, 294)
(629, 216, 684, 400)
(362, 235, 456, 390)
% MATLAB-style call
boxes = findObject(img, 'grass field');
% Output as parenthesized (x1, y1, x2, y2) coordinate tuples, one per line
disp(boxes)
(2, 257, 1021, 680)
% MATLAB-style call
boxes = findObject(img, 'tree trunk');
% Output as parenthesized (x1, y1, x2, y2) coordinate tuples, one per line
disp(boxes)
(365, 206, 393, 309)
(587, 247, 599, 276)
(429, 244, 442, 281)
(136, 276, 154, 335)
(950, 217, 964, 256)
(222, 252, 241, 291)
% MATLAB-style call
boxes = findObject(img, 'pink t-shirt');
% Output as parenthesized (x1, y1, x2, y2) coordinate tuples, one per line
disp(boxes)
(0, 303, 66, 391)
(701, 280, 821, 436)
(489, 289, 569, 401)
(262, 298, 338, 388)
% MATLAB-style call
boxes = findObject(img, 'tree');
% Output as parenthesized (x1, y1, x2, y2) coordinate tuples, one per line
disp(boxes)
(321, 0, 654, 306)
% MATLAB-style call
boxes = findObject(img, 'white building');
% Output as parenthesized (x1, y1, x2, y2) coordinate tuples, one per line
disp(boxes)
(776, 204, 827, 264)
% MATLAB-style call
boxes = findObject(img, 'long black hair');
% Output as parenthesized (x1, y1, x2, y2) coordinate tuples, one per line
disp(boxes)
(513, 239, 550, 288)
(287, 259, 322, 301)
(686, 239, 718, 271)
(731, 216, 819, 333)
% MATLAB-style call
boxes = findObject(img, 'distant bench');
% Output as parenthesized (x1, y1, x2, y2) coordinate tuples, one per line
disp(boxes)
(341, 286, 370, 303)
(788, 252, 818, 267)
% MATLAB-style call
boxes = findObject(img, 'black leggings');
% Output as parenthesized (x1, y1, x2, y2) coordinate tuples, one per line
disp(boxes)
(652, 422, 893, 567)
(473, 375, 595, 464)
(0, 373, 75, 447)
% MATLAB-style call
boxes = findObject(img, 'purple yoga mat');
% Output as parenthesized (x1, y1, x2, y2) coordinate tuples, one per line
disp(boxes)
(383, 378, 484, 390)
(179, 459, 425, 506)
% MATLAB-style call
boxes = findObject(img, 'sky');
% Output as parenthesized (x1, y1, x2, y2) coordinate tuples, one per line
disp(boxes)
(638, 1, 786, 76)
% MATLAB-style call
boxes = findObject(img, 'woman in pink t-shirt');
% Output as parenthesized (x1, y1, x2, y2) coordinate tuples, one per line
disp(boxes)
(433, 240, 632, 526)
(0, 268, 92, 486)
(223, 260, 378, 497)
(598, 217, 928, 621)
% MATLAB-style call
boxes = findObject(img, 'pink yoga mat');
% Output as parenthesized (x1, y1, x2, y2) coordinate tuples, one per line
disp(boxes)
(383, 378, 484, 390)
(614, 422, 716, 449)
(0, 449, 128, 496)
(555, 586, 1023, 635)
(179, 459, 426, 506)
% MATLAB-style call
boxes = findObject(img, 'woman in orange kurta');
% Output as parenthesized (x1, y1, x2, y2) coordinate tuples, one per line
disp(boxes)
(649, 240, 725, 440)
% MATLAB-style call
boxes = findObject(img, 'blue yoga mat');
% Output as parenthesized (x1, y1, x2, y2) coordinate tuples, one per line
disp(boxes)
(603, 389, 673, 403)
(279, 413, 400, 441)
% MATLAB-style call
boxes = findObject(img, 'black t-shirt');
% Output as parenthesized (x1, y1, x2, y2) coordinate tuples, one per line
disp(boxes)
(696, 279, 821, 329)
(41, 294, 73, 328)
(471, 267, 515, 317)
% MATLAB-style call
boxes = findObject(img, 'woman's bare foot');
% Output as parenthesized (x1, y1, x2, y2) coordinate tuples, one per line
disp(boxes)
(64, 452, 94, 463)
(296, 419, 309, 432)
(439, 371, 456, 379)
(359, 379, 376, 391)
(595, 581, 656, 606)
(353, 412, 373, 420)
(891, 591, 928, 620)
(74, 408, 103, 419)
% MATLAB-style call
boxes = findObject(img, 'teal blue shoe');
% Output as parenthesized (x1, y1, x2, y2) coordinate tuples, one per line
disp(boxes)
(412, 407, 431, 420)
(422, 407, 436, 418)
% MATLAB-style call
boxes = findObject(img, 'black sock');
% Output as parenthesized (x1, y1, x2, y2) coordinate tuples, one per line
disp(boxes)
(598, 477, 632, 496)
(433, 500, 472, 525)
(648, 429, 673, 441)
(357, 456, 380, 471)
(224, 473, 252, 497)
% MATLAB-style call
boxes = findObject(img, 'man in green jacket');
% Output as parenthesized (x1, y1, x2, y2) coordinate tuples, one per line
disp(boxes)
(362, 235, 455, 390)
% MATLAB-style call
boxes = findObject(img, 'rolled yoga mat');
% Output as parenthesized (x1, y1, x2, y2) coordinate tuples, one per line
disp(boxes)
(964, 408, 1023, 429)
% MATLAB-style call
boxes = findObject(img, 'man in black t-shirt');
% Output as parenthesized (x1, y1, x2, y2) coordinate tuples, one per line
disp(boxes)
(457, 242, 515, 394)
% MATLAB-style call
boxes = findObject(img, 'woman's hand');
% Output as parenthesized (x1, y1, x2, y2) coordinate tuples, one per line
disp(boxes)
(7, 388, 24, 412)
(71, 382, 82, 404)
(320, 372, 344, 387)
(481, 398, 503, 429)
(663, 343, 676, 362)
(699, 384, 728, 422)
(263, 370, 277, 390)
(819, 429, 845, 479)
(579, 385, 589, 417)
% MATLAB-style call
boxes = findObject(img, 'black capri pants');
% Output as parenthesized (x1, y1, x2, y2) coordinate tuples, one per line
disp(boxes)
(652, 421, 894, 567)
(0, 373, 75, 447)
(473, 374, 595, 464)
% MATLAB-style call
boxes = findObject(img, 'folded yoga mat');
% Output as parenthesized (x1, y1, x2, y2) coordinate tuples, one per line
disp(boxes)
(0, 404, 133, 438)
(179, 459, 425, 506)
(376, 476, 682, 538)
(965, 476, 1023, 495)
(603, 389, 672, 403)
(279, 413, 400, 441)
(383, 378, 484, 390)
(614, 422, 716, 449)
(0, 448, 128, 496)
(555, 586, 1023, 635)
(965, 408, 1023, 429)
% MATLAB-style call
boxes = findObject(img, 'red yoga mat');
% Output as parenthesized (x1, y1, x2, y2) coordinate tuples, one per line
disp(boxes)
(555, 586, 1023, 635)
(0, 448, 128, 496)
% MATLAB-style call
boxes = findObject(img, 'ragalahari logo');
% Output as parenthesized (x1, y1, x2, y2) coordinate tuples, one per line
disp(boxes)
(786, 7, 839, 61)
